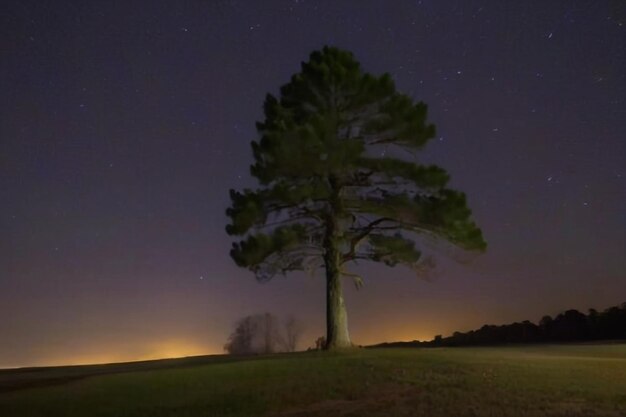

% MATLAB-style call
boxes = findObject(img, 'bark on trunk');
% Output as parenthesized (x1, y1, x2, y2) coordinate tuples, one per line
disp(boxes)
(324, 240, 351, 349)
(325, 269, 351, 349)
(324, 176, 351, 350)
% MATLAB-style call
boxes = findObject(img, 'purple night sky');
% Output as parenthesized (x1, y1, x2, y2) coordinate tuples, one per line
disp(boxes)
(1, 1, 624, 367)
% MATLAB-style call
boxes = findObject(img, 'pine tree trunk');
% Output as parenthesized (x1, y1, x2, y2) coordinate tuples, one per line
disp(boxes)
(325, 258, 351, 349)
(324, 233, 351, 349)
(324, 176, 351, 350)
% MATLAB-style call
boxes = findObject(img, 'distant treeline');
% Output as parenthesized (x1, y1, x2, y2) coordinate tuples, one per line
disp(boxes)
(372, 302, 626, 348)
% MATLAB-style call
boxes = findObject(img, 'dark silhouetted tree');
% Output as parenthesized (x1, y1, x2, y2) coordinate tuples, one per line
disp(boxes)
(539, 315, 553, 340)
(372, 302, 626, 349)
(226, 46, 486, 349)
(224, 315, 258, 355)
(282, 315, 303, 352)
(224, 313, 284, 355)
(551, 309, 588, 341)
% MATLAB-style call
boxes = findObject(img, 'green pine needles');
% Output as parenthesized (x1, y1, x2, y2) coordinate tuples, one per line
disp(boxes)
(226, 46, 486, 349)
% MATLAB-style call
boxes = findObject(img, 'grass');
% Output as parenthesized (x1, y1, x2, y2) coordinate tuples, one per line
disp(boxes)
(0, 344, 625, 416)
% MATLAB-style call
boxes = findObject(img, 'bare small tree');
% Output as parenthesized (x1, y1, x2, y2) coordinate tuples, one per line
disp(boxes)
(262, 312, 282, 354)
(224, 315, 258, 355)
(224, 313, 286, 355)
(283, 315, 303, 352)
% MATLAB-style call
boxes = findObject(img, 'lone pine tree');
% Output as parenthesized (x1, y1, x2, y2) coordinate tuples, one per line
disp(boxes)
(226, 47, 486, 349)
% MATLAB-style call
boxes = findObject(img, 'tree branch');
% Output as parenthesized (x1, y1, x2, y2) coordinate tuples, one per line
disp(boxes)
(342, 217, 393, 263)
(340, 270, 364, 289)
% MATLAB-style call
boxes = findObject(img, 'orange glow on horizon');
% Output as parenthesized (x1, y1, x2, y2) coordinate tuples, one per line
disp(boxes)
(1, 319, 464, 369)
(1, 340, 223, 369)
(353, 321, 449, 346)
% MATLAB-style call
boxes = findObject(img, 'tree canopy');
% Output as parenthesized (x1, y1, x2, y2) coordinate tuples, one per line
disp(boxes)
(226, 46, 486, 348)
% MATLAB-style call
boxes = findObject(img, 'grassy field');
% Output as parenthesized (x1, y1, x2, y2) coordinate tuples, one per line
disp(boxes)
(1, 344, 625, 417)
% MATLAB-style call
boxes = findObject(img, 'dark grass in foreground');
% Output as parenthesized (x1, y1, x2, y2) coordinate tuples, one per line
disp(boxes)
(0, 354, 249, 393)
(1, 345, 625, 417)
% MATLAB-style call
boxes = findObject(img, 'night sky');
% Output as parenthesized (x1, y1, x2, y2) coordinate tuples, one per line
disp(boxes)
(1, 1, 624, 368)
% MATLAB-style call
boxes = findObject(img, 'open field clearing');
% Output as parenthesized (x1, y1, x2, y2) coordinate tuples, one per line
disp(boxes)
(1, 344, 625, 417)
